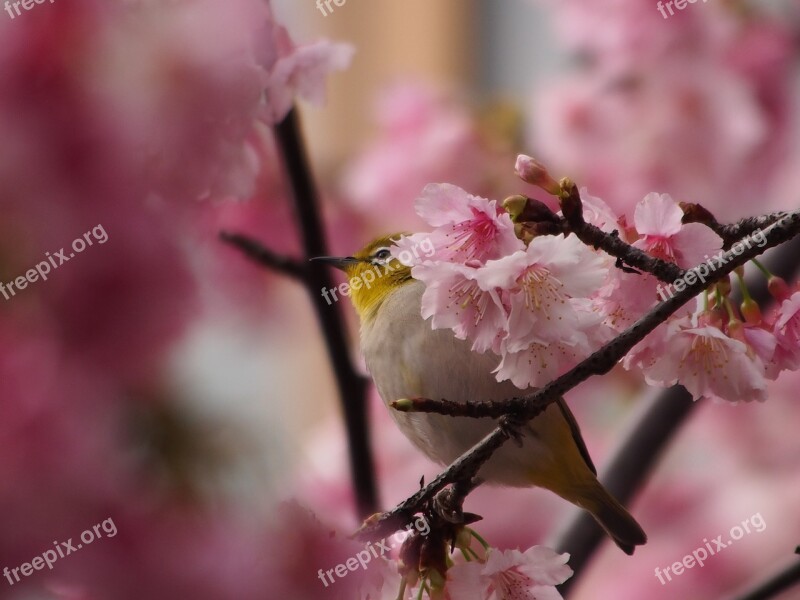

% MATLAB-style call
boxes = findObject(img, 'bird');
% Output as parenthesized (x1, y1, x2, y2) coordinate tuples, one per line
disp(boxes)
(313, 234, 647, 554)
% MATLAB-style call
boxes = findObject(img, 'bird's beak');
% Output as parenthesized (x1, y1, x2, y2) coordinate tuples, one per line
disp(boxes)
(310, 256, 361, 272)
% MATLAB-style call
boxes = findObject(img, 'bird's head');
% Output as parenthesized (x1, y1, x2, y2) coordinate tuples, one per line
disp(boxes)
(312, 234, 414, 324)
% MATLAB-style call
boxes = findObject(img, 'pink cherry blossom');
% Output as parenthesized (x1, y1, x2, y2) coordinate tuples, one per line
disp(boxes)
(446, 546, 572, 600)
(641, 321, 768, 402)
(596, 269, 664, 332)
(260, 36, 355, 125)
(413, 261, 509, 354)
(494, 329, 599, 390)
(403, 184, 525, 263)
(75, 0, 351, 203)
(741, 323, 779, 380)
(771, 291, 800, 372)
(476, 235, 607, 350)
(633, 193, 722, 269)
(579, 188, 621, 233)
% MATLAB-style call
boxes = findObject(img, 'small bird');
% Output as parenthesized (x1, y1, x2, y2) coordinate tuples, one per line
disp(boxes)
(314, 234, 647, 554)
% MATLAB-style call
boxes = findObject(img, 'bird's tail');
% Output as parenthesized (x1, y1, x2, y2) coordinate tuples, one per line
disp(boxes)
(569, 480, 647, 555)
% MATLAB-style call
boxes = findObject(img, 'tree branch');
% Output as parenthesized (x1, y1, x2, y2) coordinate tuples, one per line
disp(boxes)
(732, 547, 800, 600)
(223, 107, 378, 518)
(219, 231, 309, 281)
(680, 202, 791, 249)
(559, 183, 684, 283)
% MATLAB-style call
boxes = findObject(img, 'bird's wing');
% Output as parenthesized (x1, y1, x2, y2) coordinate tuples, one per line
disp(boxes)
(556, 398, 597, 476)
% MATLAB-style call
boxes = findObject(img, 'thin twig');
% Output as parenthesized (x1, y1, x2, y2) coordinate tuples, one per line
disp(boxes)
(219, 231, 309, 281)
(225, 107, 378, 518)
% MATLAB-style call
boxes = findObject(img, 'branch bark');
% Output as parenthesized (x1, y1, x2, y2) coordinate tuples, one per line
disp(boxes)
(222, 108, 378, 518)
(731, 547, 800, 600)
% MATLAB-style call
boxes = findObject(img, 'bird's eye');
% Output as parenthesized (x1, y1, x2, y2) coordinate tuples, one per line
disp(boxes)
(373, 247, 392, 263)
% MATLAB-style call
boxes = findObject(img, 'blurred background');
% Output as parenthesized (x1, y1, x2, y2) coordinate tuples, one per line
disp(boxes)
(1, 0, 799, 598)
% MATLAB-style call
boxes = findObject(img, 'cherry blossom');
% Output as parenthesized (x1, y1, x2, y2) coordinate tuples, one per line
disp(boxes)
(413, 261, 509, 354)
(395, 184, 524, 264)
(641, 320, 769, 402)
(633, 193, 723, 269)
(446, 546, 572, 600)
(771, 290, 800, 372)
(477, 235, 607, 350)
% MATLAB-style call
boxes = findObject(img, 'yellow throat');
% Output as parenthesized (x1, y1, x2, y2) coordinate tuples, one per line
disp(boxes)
(313, 234, 414, 324)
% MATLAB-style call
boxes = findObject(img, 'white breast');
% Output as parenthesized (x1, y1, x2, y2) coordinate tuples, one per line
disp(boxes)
(360, 281, 565, 486)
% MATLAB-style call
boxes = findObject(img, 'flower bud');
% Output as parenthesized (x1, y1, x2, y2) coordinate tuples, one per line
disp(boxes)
(768, 276, 791, 303)
(740, 298, 762, 325)
(515, 154, 561, 196)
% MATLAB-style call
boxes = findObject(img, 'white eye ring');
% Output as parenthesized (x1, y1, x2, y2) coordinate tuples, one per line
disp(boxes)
(372, 247, 392, 263)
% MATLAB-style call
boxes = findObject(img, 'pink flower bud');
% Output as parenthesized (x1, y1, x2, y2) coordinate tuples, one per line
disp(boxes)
(514, 155, 561, 195)
(741, 298, 762, 325)
(768, 276, 791, 303)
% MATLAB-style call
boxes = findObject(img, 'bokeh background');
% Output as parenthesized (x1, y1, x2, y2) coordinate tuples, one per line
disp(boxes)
(1, 0, 799, 598)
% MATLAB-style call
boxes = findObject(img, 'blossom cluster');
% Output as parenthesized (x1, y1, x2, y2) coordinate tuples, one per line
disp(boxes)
(393, 157, 800, 403)
(356, 524, 573, 600)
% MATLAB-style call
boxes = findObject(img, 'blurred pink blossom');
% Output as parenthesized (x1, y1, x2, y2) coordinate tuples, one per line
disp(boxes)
(446, 546, 572, 600)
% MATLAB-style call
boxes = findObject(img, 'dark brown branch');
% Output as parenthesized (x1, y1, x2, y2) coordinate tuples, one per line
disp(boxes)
(390, 397, 515, 418)
(517, 186, 791, 284)
(559, 182, 684, 283)
(355, 210, 800, 542)
(717, 213, 791, 248)
(224, 107, 378, 518)
(354, 414, 523, 541)
(275, 109, 378, 518)
(732, 547, 800, 600)
(219, 231, 309, 281)
(680, 202, 791, 249)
